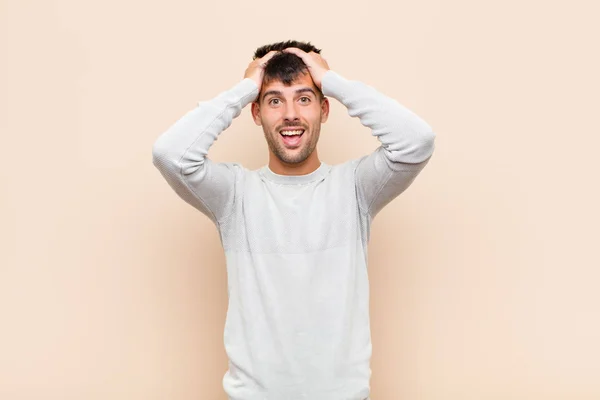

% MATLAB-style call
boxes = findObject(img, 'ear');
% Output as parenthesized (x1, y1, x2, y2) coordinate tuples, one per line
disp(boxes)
(251, 101, 262, 126)
(320, 97, 330, 123)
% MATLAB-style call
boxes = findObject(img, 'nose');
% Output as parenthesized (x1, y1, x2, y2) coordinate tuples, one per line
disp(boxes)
(283, 102, 300, 123)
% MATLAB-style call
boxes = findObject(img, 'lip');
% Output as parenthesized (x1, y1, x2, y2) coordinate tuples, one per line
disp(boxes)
(279, 127, 305, 133)
(279, 128, 305, 148)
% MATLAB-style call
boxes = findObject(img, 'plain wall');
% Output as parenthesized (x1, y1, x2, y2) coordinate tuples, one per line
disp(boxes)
(1, 0, 599, 398)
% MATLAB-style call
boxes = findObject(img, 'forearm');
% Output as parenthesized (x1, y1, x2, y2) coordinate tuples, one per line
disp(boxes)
(321, 70, 436, 165)
(152, 78, 259, 176)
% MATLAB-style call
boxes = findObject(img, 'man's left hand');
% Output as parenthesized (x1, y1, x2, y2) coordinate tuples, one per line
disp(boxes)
(283, 47, 330, 90)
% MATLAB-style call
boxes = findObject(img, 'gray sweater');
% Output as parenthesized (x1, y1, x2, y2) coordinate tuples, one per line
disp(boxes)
(152, 70, 436, 400)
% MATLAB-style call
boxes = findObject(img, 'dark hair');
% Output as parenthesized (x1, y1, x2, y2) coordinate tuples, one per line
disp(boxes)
(253, 40, 324, 100)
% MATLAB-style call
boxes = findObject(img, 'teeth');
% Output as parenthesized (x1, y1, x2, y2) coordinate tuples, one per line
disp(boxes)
(280, 130, 304, 136)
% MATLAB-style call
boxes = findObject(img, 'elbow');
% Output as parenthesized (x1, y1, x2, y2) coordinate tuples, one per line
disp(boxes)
(152, 137, 179, 174)
(421, 129, 436, 144)
(151, 140, 165, 169)
(423, 130, 436, 155)
(384, 130, 436, 165)
(410, 130, 436, 163)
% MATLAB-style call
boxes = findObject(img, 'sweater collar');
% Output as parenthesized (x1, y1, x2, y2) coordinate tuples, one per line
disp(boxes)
(259, 162, 331, 185)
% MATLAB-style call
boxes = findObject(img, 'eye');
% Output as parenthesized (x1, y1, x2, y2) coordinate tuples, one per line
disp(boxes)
(269, 98, 281, 105)
(299, 97, 311, 103)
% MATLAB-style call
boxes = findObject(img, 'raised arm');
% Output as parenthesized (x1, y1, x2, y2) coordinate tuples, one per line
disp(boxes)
(321, 71, 436, 219)
(283, 47, 436, 220)
(152, 51, 277, 225)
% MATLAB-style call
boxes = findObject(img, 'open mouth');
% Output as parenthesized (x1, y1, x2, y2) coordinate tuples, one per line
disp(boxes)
(279, 129, 305, 147)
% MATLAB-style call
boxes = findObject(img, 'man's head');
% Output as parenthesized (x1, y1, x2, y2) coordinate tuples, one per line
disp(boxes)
(253, 40, 325, 100)
(251, 40, 330, 171)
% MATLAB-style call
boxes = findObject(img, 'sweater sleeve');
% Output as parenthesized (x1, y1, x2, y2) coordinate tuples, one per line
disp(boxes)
(152, 78, 259, 225)
(321, 70, 436, 220)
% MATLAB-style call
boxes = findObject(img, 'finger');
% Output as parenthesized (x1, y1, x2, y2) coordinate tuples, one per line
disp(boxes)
(283, 47, 303, 55)
(309, 51, 324, 60)
(261, 50, 279, 61)
(258, 50, 279, 67)
(283, 47, 310, 63)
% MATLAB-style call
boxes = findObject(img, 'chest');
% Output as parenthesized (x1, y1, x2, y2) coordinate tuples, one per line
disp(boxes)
(222, 177, 363, 253)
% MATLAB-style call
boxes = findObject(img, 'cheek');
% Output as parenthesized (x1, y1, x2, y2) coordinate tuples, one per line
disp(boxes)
(266, 117, 281, 130)
(303, 108, 322, 125)
(260, 110, 281, 126)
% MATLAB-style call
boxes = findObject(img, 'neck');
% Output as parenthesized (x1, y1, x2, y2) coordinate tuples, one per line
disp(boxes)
(268, 150, 321, 176)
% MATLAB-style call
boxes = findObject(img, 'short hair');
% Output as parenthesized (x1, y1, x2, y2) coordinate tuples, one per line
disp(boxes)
(253, 40, 324, 100)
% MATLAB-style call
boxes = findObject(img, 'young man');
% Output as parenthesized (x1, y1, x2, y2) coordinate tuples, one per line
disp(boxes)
(152, 40, 436, 400)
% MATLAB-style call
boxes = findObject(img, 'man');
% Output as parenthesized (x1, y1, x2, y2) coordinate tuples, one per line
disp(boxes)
(152, 40, 436, 400)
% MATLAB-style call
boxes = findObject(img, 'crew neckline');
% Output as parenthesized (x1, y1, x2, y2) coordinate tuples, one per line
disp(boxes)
(259, 162, 331, 185)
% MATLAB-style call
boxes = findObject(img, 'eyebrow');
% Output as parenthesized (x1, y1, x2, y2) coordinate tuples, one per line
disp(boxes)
(262, 87, 317, 102)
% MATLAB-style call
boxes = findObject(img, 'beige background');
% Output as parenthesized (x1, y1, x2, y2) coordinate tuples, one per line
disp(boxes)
(1, 0, 599, 399)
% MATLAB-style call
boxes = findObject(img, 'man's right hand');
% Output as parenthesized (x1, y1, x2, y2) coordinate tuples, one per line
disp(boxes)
(244, 50, 279, 93)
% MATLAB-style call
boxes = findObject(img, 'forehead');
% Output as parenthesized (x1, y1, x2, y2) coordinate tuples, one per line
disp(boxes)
(261, 73, 317, 94)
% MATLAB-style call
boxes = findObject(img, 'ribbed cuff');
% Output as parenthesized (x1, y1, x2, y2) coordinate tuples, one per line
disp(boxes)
(234, 78, 260, 108)
(321, 70, 350, 101)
